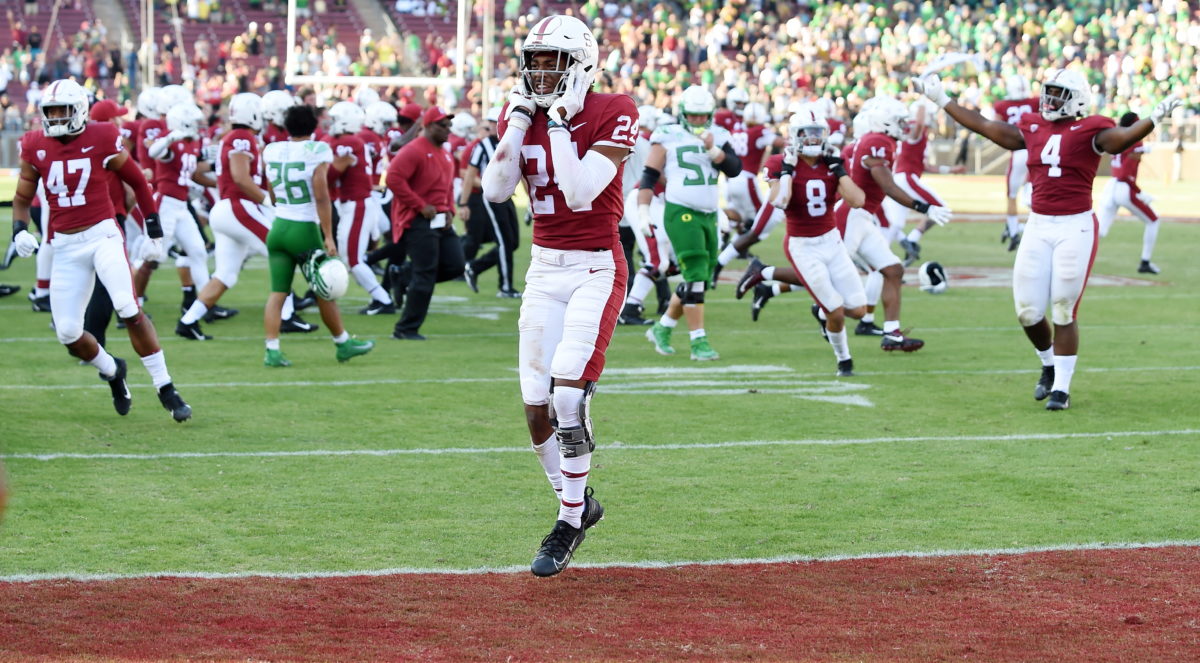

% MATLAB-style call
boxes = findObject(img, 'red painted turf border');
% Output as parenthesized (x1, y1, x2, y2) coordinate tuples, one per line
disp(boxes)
(1, 546, 1197, 662)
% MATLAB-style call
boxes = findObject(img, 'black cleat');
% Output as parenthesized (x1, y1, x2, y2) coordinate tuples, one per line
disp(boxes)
(1000, 226, 1010, 244)
(463, 262, 479, 293)
(391, 330, 427, 341)
(881, 330, 924, 352)
(204, 305, 239, 322)
(1034, 365, 1055, 401)
(157, 383, 192, 422)
(359, 300, 396, 315)
(496, 288, 522, 298)
(1137, 260, 1160, 274)
(735, 257, 767, 300)
(530, 519, 586, 577)
(836, 358, 854, 377)
(1, 242, 16, 269)
(103, 357, 132, 416)
(898, 239, 921, 267)
(293, 290, 317, 311)
(581, 486, 604, 530)
(175, 319, 212, 341)
(811, 304, 828, 340)
(0, 284, 19, 297)
(1007, 231, 1022, 252)
(855, 320, 884, 336)
(280, 314, 318, 334)
(1045, 390, 1070, 411)
(31, 295, 51, 313)
(618, 302, 654, 326)
(750, 283, 773, 322)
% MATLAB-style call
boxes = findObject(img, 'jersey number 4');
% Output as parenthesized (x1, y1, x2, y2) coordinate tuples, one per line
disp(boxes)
(521, 144, 592, 214)
(1040, 134, 1063, 178)
(46, 158, 91, 207)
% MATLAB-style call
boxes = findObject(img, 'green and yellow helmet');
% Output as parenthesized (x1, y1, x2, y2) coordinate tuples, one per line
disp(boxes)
(677, 85, 716, 136)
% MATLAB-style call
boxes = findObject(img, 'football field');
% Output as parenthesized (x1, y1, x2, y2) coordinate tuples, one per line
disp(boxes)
(1, 176, 1199, 660)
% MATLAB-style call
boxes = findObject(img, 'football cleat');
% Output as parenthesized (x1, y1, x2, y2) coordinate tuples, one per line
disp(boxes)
(618, 302, 653, 326)
(898, 239, 921, 268)
(31, 295, 51, 313)
(881, 330, 924, 352)
(463, 262, 479, 293)
(581, 486, 604, 530)
(1000, 226, 1010, 243)
(280, 314, 318, 334)
(335, 337, 375, 362)
(204, 305, 239, 322)
(530, 519, 586, 577)
(1137, 260, 1160, 275)
(811, 304, 828, 340)
(103, 357, 132, 416)
(735, 257, 767, 300)
(157, 383, 192, 422)
(646, 321, 675, 355)
(855, 320, 884, 336)
(1007, 231, 1022, 252)
(689, 336, 719, 361)
(293, 290, 317, 311)
(836, 358, 854, 377)
(0, 284, 19, 297)
(496, 289, 522, 299)
(264, 348, 292, 367)
(1034, 365, 1055, 401)
(175, 319, 212, 341)
(391, 330, 427, 341)
(1, 242, 17, 269)
(1045, 390, 1070, 411)
(359, 300, 396, 315)
(750, 283, 773, 322)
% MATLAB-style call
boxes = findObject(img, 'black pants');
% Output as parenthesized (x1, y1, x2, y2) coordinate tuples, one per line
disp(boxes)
(462, 192, 519, 292)
(619, 225, 636, 294)
(84, 277, 113, 348)
(394, 217, 465, 335)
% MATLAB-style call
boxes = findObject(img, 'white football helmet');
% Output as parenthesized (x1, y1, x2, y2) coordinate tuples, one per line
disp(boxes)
(485, 106, 502, 123)
(228, 92, 263, 131)
(519, 15, 599, 109)
(301, 250, 349, 300)
(328, 101, 365, 135)
(862, 96, 909, 139)
(1040, 68, 1090, 121)
(725, 87, 750, 113)
(637, 104, 660, 131)
(136, 87, 163, 120)
(156, 84, 192, 117)
(364, 101, 398, 134)
(1006, 74, 1031, 100)
(918, 261, 948, 294)
(39, 79, 89, 137)
(743, 102, 769, 126)
(353, 86, 380, 108)
(262, 90, 297, 127)
(450, 113, 477, 138)
(166, 104, 204, 139)
(851, 109, 873, 140)
(788, 109, 830, 158)
(678, 85, 716, 136)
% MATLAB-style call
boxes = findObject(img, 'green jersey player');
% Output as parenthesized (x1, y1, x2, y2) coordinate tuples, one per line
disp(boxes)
(261, 105, 374, 366)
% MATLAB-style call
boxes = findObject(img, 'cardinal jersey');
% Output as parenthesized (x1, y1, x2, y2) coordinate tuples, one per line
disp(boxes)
(153, 139, 203, 200)
(651, 123, 732, 213)
(1018, 113, 1115, 215)
(895, 126, 928, 176)
(263, 123, 290, 145)
(357, 127, 388, 179)
(765, 154, 840, 237)
(21, 122, 124, 233)
(120, 118, 142, 155)
(447, 133, 468, 164)
(742, 124, 775, 175)
(1110, 142, 1147, 185)
(216, 128, 264, 202)
(136, 118, 166, 165)
(994, 97, 1040, 126)
(262, 139, 334, 222)
(848, 132, 896, 213)
(325, 133, 373, 201)
(498, 92, 638, 250)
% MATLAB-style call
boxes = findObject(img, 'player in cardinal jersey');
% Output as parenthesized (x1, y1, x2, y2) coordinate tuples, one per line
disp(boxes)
(481, 14, 636, 577)
(994, 75, 1040, 250)
(10, 79, 191, 421)
(916, 69, 1180, 410)
(640, 85, 742, 361)
(1097, 112, 1163, 274)
(261, 90, 296, 145)
(361, 100, 398, 240)
(326, 101, 395, 314)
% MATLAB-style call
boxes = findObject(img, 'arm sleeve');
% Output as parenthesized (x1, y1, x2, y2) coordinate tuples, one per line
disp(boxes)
(482, 118, 526, 203)
(548, 129, 619, 211)
(385, 151, 427, 211)
(114, 154, 158, 216)
(715, 143, 741, 177)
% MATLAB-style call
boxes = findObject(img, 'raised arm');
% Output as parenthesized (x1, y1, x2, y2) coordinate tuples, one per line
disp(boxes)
(1095, 96, 1180, 155)
(913, 75, 1025, 151)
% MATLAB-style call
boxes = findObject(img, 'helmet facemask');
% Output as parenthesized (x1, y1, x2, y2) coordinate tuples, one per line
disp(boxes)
(41, 103, 83, 137)
(521, 49, 582, 109)
(681, 112, 712, 137)
(794, 125, 828, 158)
(1040, 84, 1076, 121)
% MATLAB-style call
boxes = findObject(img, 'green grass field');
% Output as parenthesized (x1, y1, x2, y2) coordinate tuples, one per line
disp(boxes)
(1, 178, 1198, 581)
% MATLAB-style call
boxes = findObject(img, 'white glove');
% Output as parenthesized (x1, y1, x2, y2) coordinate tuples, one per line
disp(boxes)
(636, 204, 655, 238)
(548, 66, 589, 122)
(165, 129, 188, 143)
(772, 176, 793, 208)
(504, 79, 537, 132)
(1150, 95, 1180, 125)
(13, 229, 39, 258)
(139, 237, 165, 262)
(926, 205, 953, 226)
(912, 74, 951, 109)
(782, 145, 799, 167)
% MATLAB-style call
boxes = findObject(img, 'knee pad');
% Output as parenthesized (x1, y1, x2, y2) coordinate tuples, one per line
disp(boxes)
(552, 382, 596, 457)
(55, 319, 84, 345)
(1016, 304, 1044, 328)
(676, 280, 706, 306)
(214, 267, 239, 290)
(548, 339, 596, 383)
(1050, 299, 1076, 326)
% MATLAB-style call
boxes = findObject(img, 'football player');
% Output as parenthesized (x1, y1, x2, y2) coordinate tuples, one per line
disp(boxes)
(1097, 111, 1162, 274)
(261, 90, 296, 145)
(641, 85, 741, 361)
(261, 105, 375, 367)
(618, 104, 670, 326)
(482, 14, 636, 577)
(993, 75, 1040, 250)
(10, 79, 191, 421)
(915, 69, 1180, 410)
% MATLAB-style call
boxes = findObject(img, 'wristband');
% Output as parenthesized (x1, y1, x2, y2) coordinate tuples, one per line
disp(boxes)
(12, 220, 29, 238)
(546, 118, 568, 132)
(911, 200, 930, 214)
(779, 163, 795, 176)
(706, 146, 724, 161)
(510, 106, 533, 120)
(831, 164, 848, 179)
(144, 212, 165, 239)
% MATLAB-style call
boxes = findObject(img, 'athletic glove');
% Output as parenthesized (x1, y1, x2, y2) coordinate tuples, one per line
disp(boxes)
(139, 237, 165, 262)
(779, 145, 798, 176)
(504, 79, 537, 133)
(549, 67, 589, 122)
(822, 154, 848, 179)
(636, 204, 655, 238)
(911, 200, 953, 226)
(12, 229, 39, 258)
(912, 74, 951, 109)
(1150, 95, 1181, 125)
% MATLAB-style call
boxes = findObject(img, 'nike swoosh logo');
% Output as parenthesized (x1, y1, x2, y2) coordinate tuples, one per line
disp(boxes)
(1070, 125, 1083, 131)
(569, 122, 588, 131)
(588, 267, 603, 273)
(81, 146, 95, 152)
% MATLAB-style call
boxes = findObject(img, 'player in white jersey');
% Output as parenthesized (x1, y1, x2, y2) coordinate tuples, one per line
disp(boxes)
(260, 105, 375, 366)
(641, 86, 742, 361)
(619, 104, 671, 326)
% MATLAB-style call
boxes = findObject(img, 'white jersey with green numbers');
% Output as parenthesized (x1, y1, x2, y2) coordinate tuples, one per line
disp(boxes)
(652, 123, 732, 213)
(262, 139, 334, 222)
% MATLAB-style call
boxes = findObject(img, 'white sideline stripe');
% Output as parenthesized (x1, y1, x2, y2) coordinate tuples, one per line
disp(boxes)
(3, 364, 1199, 391)
(2, 539, 1197, 584)
(5, 428, 1197, 462)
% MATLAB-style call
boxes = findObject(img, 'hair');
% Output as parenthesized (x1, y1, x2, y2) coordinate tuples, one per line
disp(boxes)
(1119, 111, 1139, 128)
(284, 104, 319, 137)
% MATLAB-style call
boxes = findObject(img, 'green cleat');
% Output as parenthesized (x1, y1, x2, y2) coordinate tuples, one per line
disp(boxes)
(689, 336, 719, 361)
(335, 337, 375, 363)
(646, 321, 675, 356)
(264, 348, 292, 367)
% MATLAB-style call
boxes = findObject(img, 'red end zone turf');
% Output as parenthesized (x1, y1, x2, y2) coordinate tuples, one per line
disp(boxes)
(1, 546, 1198, 662)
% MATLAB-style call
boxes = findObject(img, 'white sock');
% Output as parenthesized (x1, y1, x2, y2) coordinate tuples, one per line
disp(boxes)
(770, 283, 783, 296)
(265, 338, 281, 351)
(862, 311, 875, 324)
(864, 270, 883, 306)
(35, 286, 50, 297)
(689, 328, 706, 341)
(828, 329, 851, 361)
(282, 294, 295, 320)
(883, 320, 900, 334)
(717, 242, 740, 266)
(89, 346, 118, 378)
(140, 350, 172, 389)
(659, 314, 677, 328)
(553, 386, 588, 528)
(1035, 347, 1054, 367)
(368, 284, 393, 305)
(532, 432, 563, 499)
(332, 331, 350, 344)
(627, 271, 654, 306)
(180, 300, 209, 325)
(1051, 355, 1077, 393)
(1006, 215, 1020, 235)
(1141, 222, 1158, 262)
(350, 262, 386, 301)
(760, 265, 776, 280)
(906, 228, 924, 243)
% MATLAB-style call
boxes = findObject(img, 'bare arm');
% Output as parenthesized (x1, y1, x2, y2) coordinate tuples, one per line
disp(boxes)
(11, 160, 38, 230)
(867, 159, 921, 208)
(1095, 118, 1155, 155)
(942, 101, 1025, 150)
(312, 162, 335, 255)
(637, 143, 667, 207)
(191, 160, 216, 188)
(228, 152, 266, 204)
(837, 173, 866, 208)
